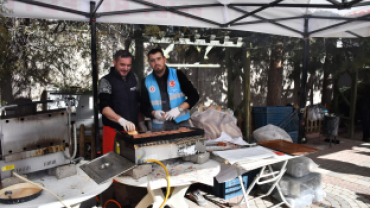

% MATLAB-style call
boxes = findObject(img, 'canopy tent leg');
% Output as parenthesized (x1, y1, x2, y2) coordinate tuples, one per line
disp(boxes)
(90, 1, 101, 155)
(298, 18, 309, 144)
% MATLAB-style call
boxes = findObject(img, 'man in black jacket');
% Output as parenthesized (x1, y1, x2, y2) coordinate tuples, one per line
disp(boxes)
(99, 50, 146, 154)
(140, 48, 199, 131)
(98, 50, 146, 208)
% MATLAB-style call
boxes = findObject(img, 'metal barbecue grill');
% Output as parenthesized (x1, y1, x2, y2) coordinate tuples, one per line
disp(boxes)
(0, 100, 76, 180)
(80, 127, 206, 184)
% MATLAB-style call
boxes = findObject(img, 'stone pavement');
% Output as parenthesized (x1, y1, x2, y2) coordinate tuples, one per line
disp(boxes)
(186, 132, 370, 208)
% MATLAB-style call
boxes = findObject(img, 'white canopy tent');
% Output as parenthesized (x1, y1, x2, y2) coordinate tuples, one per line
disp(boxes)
(2, 0, 369, 147)
(4, 0, 370, 38)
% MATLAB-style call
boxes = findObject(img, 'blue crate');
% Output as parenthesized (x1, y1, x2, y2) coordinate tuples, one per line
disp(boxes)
(253, 106, 293, 129)
(212, 169, 259, 200)
(288, 131, 298, 143)
(279, 111, 299, 132)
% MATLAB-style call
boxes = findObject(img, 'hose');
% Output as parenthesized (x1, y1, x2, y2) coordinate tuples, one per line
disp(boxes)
(65, 101, 77, 160)
(146, 159, 171, 208)
(103, 199, 122, 208)
(12, 171, 71, 208)
(96, 195, 122, 208)
(71, 122, 77, 159)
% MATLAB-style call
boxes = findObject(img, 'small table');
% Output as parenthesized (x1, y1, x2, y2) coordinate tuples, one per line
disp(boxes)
(114, 159, 220, 208)
(214, 151, 297, 208)
(1, 161, 113, 208)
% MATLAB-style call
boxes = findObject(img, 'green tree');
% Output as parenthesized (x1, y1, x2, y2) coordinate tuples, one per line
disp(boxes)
(0, 15, 91, 105)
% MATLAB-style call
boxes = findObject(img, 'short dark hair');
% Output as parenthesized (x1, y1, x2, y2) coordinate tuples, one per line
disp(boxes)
(114, 50, 133, 61)
(147, 48, 164, 59)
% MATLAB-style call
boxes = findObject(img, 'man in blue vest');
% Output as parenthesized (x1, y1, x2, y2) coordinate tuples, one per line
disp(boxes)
(140, 48, 199, 131)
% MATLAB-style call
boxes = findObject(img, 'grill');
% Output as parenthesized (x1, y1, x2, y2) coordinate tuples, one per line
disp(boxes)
(80, 127, 206, 184)
(0, 101, 74, 180)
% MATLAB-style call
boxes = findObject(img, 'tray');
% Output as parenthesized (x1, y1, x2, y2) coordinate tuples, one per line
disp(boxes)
(80, 152, 135, 184)
(0, 183, 43, 204)
(258, 139, 318, 156)
(118, 127, 205, 145)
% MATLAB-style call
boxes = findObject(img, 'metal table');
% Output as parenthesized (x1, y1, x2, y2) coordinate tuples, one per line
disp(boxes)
(1, 161, 113, 208)
(214, 151, 298, 208)
(114, 159, 220, 208)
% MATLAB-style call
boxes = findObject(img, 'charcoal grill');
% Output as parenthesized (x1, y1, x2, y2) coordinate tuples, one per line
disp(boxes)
(0, 100, 76, 180)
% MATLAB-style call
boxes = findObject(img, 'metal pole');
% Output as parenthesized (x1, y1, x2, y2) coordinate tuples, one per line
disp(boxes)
(90, 1, 101, 155)
(298, 18, 309, 144)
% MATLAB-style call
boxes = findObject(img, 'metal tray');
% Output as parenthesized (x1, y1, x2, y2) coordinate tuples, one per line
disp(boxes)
(80, 152, 135, 184)
(118, 127, 205, 145)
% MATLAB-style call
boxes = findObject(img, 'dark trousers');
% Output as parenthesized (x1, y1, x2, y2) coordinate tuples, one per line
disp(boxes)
(359, 101, 370, 141)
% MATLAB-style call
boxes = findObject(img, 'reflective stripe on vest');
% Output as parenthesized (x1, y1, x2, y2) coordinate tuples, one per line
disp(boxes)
(145, 67, 190, 126)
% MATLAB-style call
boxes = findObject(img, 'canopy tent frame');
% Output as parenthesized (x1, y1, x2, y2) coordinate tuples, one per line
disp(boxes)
(8, 0, 369, 154)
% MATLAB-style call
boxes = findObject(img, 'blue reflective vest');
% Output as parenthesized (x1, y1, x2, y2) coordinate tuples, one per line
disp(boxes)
(145, 67, 190, 129)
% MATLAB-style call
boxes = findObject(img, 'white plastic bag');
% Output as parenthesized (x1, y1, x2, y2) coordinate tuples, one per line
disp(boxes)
(265, 185, 315, 208)
(308, 106, 323, 121)
(253, 124, 292, 143)
(279, 172, 322, 197)
(191, 108, 242, 139)
(284, 191, 315, 208)
(272, 157, 319, 178)
(313, 187, 326, 202)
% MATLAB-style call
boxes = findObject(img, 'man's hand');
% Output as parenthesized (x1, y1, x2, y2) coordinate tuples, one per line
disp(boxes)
(139, 121, 147, 132)
(165, 107, 181, 120)
(118, 118, 135, 132)
(153, 110, 166, 121)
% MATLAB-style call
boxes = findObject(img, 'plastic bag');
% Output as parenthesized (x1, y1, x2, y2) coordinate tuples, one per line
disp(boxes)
(317, 106, 325, 121)
(313, 187, 326, 202)
(308, 106, 325, 121)
(191, 108, 241, 139)
(307, 106, 318, 121)
(252, 124, 293, 143)
(272, 157, 319, 178)
(263, 184, 315, 208)
(284, 191, 315, 208)
(279, 172, 322, 197)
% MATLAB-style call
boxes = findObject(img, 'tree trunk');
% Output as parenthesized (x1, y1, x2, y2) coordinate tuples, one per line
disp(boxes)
(321, 68, 333, 109)
(134, 38, 144, 81)
(293, 70, 301, 106)
(348, 68, 358, 139)
(0, 73, 14, 106)
(243, 49, 251, 142)
(226, 48, 234, 109)
(267, 47, 283, 106)
(310, 74, 314, 105)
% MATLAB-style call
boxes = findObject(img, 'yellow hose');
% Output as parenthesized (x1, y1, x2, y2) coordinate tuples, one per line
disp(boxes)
(146, 159, 171, 208)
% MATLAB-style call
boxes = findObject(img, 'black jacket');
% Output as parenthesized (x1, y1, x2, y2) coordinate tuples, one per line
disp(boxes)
(98, 67, 139, 131)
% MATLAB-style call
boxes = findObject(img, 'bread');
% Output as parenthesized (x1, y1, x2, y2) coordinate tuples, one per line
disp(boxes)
(208, 105, 216, 110)
(203, 123, 220, 139)
(219, 122, 242, 138)
(198, 104, 204, 112)
(128, 131, 138, 135)
(217, 142, 227, 146)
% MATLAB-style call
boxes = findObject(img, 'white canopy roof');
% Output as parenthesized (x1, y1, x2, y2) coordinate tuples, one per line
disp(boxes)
(4, 0, 370, 38)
